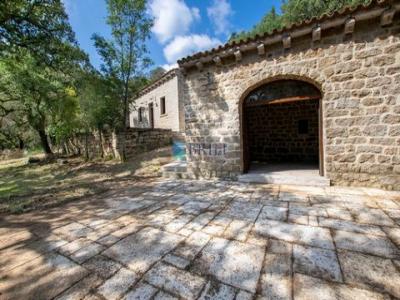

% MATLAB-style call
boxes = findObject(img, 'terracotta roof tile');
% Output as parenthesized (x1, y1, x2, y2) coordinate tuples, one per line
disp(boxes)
(178, 0, 396, 65)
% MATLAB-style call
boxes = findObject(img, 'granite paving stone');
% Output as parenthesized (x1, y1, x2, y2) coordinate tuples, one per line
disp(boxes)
(279, 192, 309, 202)
(267, 239, 293, 255)
(192, 237, 264, 293)
(185, 212, 217, 231)
(70, 242, 105, 264)
(163, 253, 190, 269)
(178, 200, 212, 215)
(293, 244, 343, 282)
(259, 253, 292, 299)
(1, 179, 400, 300)
(293, 273, 390, 300)
(164, 214, 194, 233)
(221, 201, 262, 222)
(382, 226, 400, 247)
(122, 281, 158, 300)
(383, 209, 400, 223)
(153, 291, 178, 300)
(0, 235, 68, 272)
(352, 208, 396, 226)
(202, 223, 227, 235)
(103, 227, 184, 275)
(173, 231, 211, 260)
(333, 230, 400, 259)
(236, 290, 254, 300)
(223, 220, 253, 241)
(96, 267, 138, 300)
(144, 262, 206, 299)
(339, 250, 400, 298)
(198, 281, 236, 300)
(82, 255, 122, 279)
(325, 207, 353, 221)
(318, 217, 386, 236)
(258, 206, 288, 222)
(288, 213, 309, 225)
(53, 222, 95, 240)
(54, 274, 103, 300)
(0, 253, 88, 300)
(255, 219, 335, 249)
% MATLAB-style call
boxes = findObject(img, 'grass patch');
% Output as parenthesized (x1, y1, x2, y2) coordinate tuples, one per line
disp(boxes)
(0, 147, 174, 214)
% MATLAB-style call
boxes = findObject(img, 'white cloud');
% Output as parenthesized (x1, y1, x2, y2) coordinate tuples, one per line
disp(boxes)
(162, 63, 179, 71)
(149, 0, 200, 44)
(207, 0, 234, 35)
(163, 34, 222, 64)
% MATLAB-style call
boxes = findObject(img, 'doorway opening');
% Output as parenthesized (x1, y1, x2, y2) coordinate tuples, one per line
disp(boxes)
(149, 103, 154, 129)
(241, 79, 324, 178)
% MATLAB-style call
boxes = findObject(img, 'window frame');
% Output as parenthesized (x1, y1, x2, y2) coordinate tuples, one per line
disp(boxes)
(160, 96, 166, 115)
(138, 107, 143, 122)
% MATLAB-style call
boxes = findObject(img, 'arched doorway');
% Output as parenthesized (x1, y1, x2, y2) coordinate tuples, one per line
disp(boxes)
(241, 79, 324, 177)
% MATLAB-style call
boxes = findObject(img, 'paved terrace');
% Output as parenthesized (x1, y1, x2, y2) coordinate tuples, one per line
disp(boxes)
(1, 179, 400, 300)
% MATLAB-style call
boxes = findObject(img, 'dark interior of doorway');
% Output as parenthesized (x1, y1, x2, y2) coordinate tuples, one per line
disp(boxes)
(242, 79, 322, 175)
(246, 99, 319, 165)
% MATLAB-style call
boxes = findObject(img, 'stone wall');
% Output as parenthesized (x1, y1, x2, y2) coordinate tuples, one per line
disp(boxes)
(182, 16, 400, 190)
(246, 100, 319, 163)
(114, 128, 173, 159)
(78, 128, 173, 160)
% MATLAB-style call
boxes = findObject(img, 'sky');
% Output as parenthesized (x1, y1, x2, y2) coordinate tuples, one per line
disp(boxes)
(62, 0, 281, 72)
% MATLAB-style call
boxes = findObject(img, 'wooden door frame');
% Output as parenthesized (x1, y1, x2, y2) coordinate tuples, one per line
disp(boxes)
(318, 99, 324, 176)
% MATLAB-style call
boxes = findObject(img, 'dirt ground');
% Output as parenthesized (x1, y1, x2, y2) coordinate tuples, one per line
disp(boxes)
(0, 147, 174, 213)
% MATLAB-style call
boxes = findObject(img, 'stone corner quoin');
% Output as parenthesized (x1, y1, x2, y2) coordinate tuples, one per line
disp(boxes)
(178, 1, 400, 190)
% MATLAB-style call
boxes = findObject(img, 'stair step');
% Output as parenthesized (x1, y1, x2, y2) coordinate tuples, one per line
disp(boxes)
(162, 161, 188, 178)
(238, 173, 330, 187)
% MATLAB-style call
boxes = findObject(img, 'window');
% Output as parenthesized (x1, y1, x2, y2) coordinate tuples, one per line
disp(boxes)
(138, 107, 143, 122)
(160, 97, 166, 115)
(298, 119, 309, 134)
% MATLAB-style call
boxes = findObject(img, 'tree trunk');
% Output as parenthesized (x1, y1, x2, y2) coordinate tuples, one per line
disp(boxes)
(84, 132, 89, 160)
(98, 128, 104, 158)
(18, 137, 24, 150)
(38, 128, 53, 155)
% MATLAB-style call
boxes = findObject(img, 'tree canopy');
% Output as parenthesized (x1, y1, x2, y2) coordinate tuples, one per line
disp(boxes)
(230, 0, 371, 42)
(93, 0, 153, 160)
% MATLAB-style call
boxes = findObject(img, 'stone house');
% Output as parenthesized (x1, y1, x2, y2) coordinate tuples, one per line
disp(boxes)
(130, 68, 185, 134)
(176, 0, 400, 190)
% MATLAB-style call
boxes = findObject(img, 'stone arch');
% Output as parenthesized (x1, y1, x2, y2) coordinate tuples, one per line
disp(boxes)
(239, 74, 325, 174)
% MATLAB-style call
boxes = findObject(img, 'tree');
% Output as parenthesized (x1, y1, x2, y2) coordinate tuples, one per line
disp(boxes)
(0, 53, 81, 155)
(0, 0, 88, 156)
(93, 0, 152, 161)
(281, 0, 370, 25)
(149, 67, 166, 82)
(230, 0, 371, 42)
(0, 0, 82, 67)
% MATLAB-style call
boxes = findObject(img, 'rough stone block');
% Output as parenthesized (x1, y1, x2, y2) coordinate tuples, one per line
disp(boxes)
(198, 281, 236, 300)
(103, 227, 184, 275)
(97, 268, 138, 300)
(339, 250, 400, 298)
(255, 220, 334, 250)
(293, 244, 343, 282)
(192, 237, 264, 293)
(145, 262, 206, 299)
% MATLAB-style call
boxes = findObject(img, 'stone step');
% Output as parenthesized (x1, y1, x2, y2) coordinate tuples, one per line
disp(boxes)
(162, 161, 188, 179)
(238, 173, 330, 187)
(162, 161, 187, 173)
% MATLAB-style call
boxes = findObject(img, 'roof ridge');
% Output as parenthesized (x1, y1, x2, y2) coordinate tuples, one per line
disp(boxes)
(135, 68, 179, 98)
(178, 0, 396, 64)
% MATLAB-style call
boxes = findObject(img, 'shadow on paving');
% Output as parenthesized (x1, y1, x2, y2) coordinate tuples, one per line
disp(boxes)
(0, 179, 399, 299)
